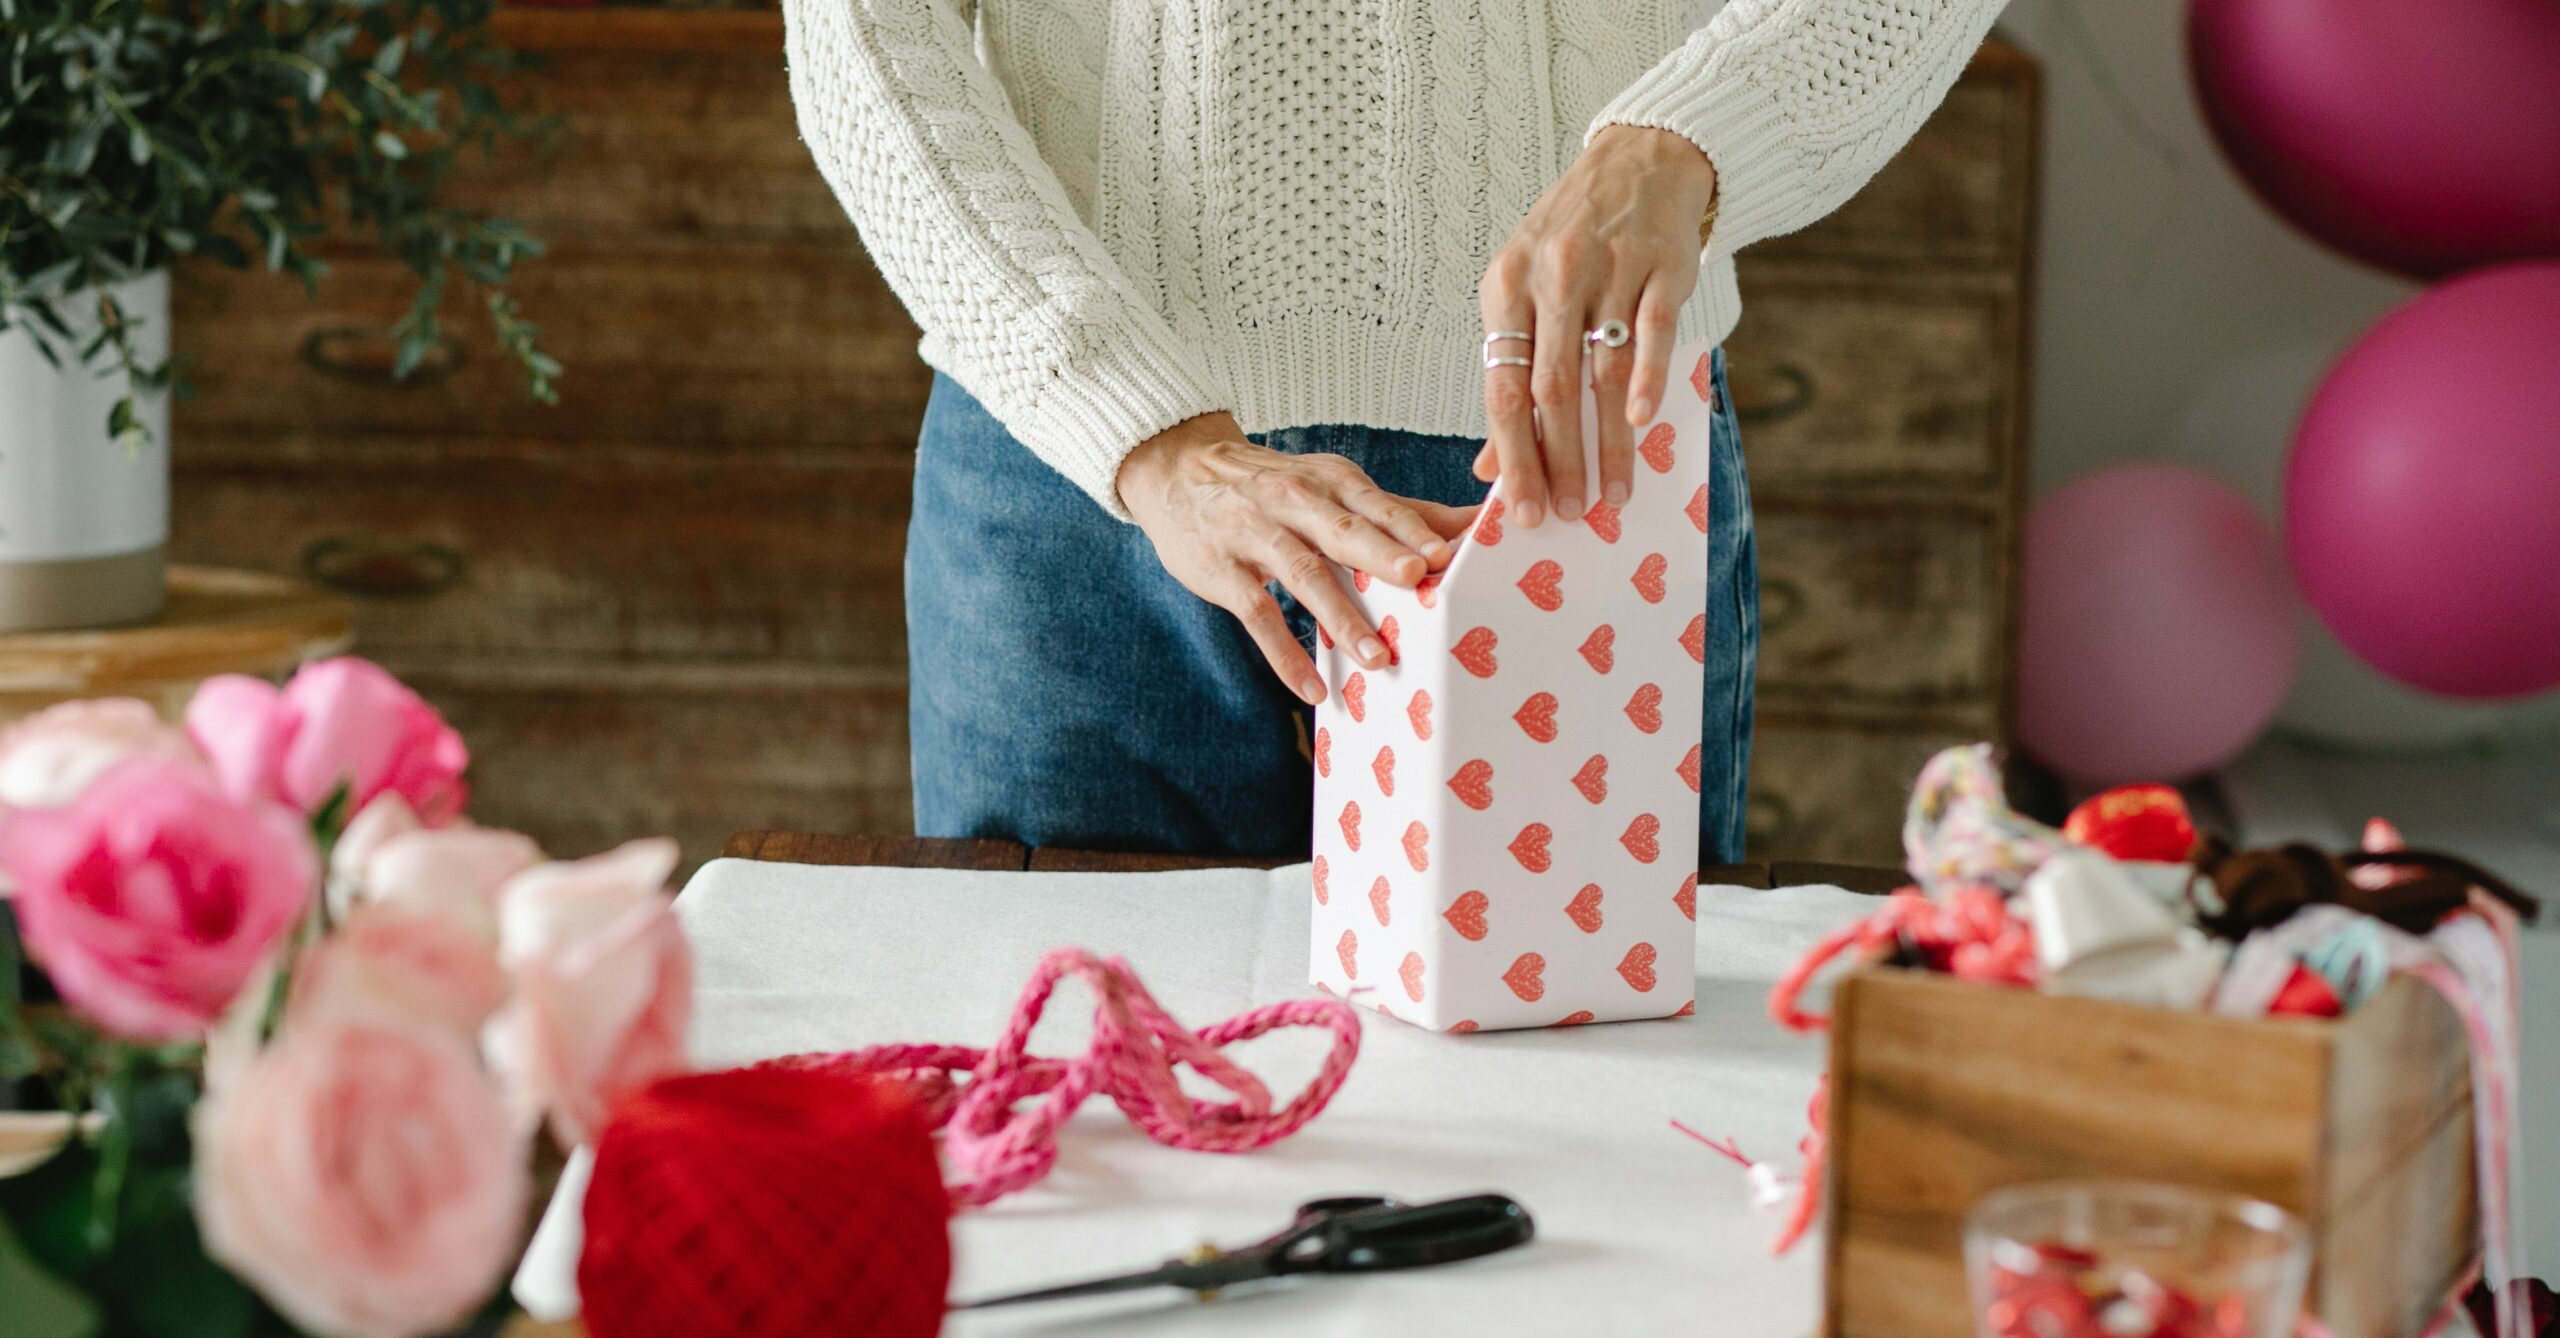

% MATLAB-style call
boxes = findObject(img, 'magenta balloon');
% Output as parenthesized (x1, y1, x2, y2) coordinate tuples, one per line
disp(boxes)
(2019, 464, 2301, 785)
(2188, 0, 2560, 278)
(2287, 263, 2560, 699)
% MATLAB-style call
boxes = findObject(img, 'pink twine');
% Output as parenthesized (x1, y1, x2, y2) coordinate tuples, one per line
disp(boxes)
(760, 948, 1363, 1209)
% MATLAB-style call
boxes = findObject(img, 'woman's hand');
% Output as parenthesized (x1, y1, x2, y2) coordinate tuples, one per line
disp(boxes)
(1118, 412, 1477, 705)
(1477, 125, 1718, 528)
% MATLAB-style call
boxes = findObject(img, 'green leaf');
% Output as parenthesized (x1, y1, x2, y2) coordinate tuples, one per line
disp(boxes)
(0, 1213, 99, 1338)
(371, 130, 406, 160)
(126, 125, 150, 166)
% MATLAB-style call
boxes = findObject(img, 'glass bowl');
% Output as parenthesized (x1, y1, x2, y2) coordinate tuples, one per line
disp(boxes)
(1964, 1180, 2311, 1338)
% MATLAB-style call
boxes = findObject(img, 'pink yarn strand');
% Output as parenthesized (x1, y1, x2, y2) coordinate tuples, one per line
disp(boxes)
(760, 948, 1362, 1208)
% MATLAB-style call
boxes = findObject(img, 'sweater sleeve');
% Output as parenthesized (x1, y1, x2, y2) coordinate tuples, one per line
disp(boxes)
(782, 0, 1229, 517)
(1591, 0, 2011, 252)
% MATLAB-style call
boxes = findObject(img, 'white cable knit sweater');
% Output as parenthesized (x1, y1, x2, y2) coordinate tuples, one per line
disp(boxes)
(782, 0, 2010, 516)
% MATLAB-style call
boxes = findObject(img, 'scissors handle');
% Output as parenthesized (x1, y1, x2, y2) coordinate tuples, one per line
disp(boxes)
(1280, 1193, 1534, 1275)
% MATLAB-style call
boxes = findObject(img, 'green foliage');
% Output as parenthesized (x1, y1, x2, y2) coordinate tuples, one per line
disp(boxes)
(0, 0, 557, 439)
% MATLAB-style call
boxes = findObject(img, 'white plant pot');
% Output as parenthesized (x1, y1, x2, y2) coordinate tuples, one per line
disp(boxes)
(0, 270, 171, 632)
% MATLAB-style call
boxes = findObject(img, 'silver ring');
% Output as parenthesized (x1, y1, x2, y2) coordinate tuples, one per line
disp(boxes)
(1481, 330, 1531, 351)
(1484, 355, 1532, 370)
(1585, 319, 1631, 348)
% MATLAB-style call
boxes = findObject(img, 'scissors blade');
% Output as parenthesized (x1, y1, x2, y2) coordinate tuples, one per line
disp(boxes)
(950, 1261, 1199, 1311)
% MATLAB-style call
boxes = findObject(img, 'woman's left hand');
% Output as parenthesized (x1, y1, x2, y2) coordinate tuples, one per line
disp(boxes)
(1476, 125, 1718, 528)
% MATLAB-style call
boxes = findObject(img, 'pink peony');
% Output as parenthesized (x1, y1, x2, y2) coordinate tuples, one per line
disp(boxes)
(495, 839, 692, 1146)
(0, 698, 202, 812)
(290, 905, 513, 1038)
(195, 1017, 529, 1338)
(0, 757, 315, 1039)
(187, 658, 468, 824)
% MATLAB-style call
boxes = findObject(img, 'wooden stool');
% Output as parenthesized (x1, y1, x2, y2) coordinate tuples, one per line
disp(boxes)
(0, 566, 355, 723)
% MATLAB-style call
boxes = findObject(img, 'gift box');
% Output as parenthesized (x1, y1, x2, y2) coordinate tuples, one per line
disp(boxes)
(1305, 340, 1715, 1031)
(1822, 965, 2476, 1338)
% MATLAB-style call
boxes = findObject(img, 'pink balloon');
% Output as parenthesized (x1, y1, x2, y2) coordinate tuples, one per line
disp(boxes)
(2188, 0, 2560, 278)
(2020, 464, 2301, 785)
(2287, 262, 2560, 699)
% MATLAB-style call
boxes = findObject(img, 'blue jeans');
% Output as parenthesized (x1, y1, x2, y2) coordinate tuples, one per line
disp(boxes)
(906, 360, 1760, 863)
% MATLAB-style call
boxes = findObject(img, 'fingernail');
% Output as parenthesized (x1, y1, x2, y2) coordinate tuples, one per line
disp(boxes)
(1301, 678, 1327, 704)
(1421, 540, 1448, 561)
(1517, 500, 1544, 528)
(1605, 481, 1629, 507)
(1396, 555, 1425, 582)
(1629, 395, 1656, 422)
(1556, 495, 1584, 520)
(1358, 637, 1386, 664)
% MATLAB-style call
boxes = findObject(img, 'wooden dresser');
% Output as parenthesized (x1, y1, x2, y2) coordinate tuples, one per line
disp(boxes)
(169, 12, 2036, 867)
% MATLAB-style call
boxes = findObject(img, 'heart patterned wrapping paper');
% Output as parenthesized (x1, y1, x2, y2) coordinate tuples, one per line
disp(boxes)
(1309, 339, 1715, 1032)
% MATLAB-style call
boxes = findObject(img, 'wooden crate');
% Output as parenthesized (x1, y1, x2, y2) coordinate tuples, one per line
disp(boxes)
(1823, 968, 2477, 1338)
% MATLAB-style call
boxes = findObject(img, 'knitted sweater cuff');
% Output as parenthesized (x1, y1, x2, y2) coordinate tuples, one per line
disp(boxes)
(1000, 309, 1232, 523)
(1588, 60, 1809, 254)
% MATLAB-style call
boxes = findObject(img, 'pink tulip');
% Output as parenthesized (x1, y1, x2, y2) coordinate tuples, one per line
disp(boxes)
(0, 698, 202, 812)
(195, 1017, 528, 1338)
(187, 658, 469, 824)
(495, 839, 692, 1146)
(290, 905, 514, 1038)
(0, 757, 315, 1039)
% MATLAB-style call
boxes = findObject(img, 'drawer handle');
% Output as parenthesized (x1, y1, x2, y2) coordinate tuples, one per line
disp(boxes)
(1744, 789, 1796, 855)
(302, 538, 465, 600)
(301, 326, 464, 387)
(1728, 363, 1814, 427)
(1758, 576, 1806, 636)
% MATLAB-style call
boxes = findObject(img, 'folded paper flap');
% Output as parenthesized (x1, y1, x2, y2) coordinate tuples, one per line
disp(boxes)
(1308, 338, 1718, 1033)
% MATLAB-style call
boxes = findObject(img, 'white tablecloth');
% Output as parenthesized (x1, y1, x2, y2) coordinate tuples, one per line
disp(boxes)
(526, 859, 1877, 1337)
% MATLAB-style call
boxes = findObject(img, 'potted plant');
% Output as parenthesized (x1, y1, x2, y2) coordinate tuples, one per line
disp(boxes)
(0, 0, 558, 634)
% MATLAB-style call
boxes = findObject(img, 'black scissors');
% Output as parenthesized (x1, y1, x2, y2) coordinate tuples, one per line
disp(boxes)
(951, 1193, 1534, 1310)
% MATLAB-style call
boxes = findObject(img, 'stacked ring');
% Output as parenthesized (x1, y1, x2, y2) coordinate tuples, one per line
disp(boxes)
(1481, 330, 1531, 370)
(1585, 319, 1631, 348)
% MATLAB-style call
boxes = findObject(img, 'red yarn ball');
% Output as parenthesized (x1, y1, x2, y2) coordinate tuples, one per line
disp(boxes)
(579, 1066, 951, 1338)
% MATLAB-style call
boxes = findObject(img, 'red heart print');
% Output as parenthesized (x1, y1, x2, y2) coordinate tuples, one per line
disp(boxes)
(1517, 559, 1564, 612)
(1632, 553, 1667, 604)
(1320, 624, 1334, 649)
(1407, 689, 1433, 740)
(1675, 871, 1697, 921)
(1584, 504, 1622, 544)
(1443, 890, 1490, 941)
(1566, 883, 1604, 933)
(1452, 627, 1499, 677)
(1398, 952, 1426, 1003)
(1340, 800, 1362, 851)
(1502, 952, 1546, 1002)
(1617, 942, 1658, 992)
(1620, 813, 1661, 863)
(1513, 692, 1559, 743)
(1415, 572, 1442, 608)
(1473, 497, 1505, 547)
(1447, 758, 1494, 810)
(1337, 929, 1359, 980)
(1553, 1010, 1596, 1027)
(1352, 568, 1372, 593)
(1639, 422, 1676, 474)
(1369, 875, 1393, 926)
(1672, 1000, 1696, 1018)
(1624, 683, 1664, 734)
(1677, 744, 1701, 794)
(1579, 625, 1616, 674)
(1343, 672, 1368, 721)
(1402, 821, 1430, 872)
(1571, 754, 1609, 804)
(1372, 745, 1396, 796)
(1449, 1020, 1481, 1034)
(1376, 615, 1401, 664)
(1685, 483, 1709, 534)
(1313, 727, 1332, 777)
(1688, 349, 1716, 402)
(1313, 855, 1330, 905)
(1508, 823, 1553, 873)
(1680, 615, 1706, 664)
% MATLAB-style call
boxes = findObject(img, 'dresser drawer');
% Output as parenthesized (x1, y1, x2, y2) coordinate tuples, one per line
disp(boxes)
(400, 661, 913, 874)
(1723, 275, 2021, 491)
(1752, 502, 2005, 711)
(1746, 723, 1986, 865)
(169, 447, 912, 667)
(171, 244, 929, 459)
(1751, 48, 2036, 271)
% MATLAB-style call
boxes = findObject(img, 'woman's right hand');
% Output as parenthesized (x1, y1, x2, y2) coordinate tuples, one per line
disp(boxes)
(1117, 412, 1476, 706)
